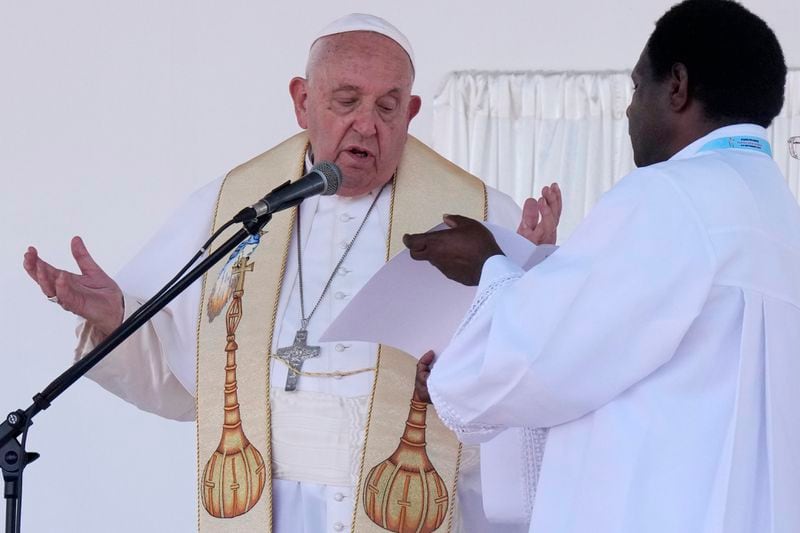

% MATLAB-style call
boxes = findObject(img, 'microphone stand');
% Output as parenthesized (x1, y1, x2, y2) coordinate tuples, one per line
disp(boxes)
(0, 213, 271, 533)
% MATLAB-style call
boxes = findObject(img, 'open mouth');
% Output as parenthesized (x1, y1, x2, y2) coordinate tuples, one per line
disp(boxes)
(345, 147, 371, 159)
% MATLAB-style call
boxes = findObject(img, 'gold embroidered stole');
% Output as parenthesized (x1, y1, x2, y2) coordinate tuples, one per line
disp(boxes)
(196, 132, 486, 533)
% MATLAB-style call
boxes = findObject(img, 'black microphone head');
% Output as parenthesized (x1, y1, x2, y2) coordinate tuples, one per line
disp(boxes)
(311, 161, 342, 196)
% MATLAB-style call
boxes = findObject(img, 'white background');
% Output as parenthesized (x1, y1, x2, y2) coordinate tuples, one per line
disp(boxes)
(1, 1, 798, 531)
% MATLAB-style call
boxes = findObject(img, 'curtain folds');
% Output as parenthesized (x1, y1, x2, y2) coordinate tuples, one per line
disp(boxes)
(433, 70, 800, 240)
(769, 70, 800, 198)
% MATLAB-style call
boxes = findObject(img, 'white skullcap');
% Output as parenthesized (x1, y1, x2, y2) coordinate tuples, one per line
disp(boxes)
(311, 13, 415, 72)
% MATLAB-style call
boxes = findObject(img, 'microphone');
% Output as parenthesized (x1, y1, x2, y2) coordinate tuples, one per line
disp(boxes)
(232, 161, 342, 223)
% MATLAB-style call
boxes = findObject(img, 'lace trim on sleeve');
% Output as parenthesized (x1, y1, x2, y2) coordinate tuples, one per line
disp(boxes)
(521, 427, 549, 513)
(456, 273, 522, 336)
(429, 271, 522, 441)
(428, 384, 505, 440)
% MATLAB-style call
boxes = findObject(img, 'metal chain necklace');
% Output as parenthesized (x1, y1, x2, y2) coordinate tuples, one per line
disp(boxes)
(277, 179, 390, 391)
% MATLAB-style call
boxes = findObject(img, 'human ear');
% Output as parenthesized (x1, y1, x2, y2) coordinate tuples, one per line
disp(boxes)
(289, 77, 310, 129)
(669, 63, 690, 112)
(407, 95, 422, 121)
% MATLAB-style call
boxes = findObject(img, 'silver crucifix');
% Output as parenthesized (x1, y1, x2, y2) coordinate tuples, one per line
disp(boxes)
(276, 329, 320, 391)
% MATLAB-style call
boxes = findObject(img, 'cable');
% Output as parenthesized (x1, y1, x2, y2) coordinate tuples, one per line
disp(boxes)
(127, 219, 236, 322)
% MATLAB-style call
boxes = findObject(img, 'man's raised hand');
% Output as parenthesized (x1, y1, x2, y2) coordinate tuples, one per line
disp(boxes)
(23, 236, 124, 337)
(518, 182, 562, 245)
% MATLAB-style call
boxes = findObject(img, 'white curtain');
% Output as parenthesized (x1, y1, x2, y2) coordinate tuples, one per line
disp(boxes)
(433, 70, 800, 241)
(769, 69, 800, 198)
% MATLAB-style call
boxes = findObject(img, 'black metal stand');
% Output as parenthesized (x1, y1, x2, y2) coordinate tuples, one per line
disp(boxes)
(0, 214, 271, 533)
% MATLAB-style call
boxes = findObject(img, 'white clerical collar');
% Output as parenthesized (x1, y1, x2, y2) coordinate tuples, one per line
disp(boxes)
(669, 123, 769, 161)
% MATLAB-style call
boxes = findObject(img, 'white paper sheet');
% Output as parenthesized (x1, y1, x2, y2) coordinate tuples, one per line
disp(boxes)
(320, 223, 555, 359)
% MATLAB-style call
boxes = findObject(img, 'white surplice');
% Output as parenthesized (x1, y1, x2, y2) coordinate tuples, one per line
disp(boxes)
(75, 150, 531, 532)
(428, 124, 800, 533)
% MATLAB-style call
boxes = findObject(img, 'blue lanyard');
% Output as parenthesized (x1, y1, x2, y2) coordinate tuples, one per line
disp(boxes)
(698, 136, 772, 157)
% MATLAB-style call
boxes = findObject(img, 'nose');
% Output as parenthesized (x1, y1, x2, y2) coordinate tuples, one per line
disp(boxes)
(352, 105, 378, 137)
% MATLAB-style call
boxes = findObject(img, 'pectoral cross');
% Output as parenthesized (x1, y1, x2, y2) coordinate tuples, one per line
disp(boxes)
(276, 329, 320, 391)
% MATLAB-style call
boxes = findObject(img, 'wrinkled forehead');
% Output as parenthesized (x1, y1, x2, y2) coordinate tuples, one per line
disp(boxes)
(307, 31, 415, 83)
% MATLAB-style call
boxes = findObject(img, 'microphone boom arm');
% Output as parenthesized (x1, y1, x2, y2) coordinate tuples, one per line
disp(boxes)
(0, 210, 274, 533)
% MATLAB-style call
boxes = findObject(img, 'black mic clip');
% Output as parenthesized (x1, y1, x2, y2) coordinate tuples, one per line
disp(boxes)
(230, 161, 341, 234)
(232, 180, 292, 226)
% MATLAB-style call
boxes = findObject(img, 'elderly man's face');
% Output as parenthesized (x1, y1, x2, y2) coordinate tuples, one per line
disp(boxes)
(290, 32, 421, 197)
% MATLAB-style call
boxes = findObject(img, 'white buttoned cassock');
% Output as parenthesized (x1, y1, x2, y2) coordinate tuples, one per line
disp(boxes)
(75, 151, 530, 532)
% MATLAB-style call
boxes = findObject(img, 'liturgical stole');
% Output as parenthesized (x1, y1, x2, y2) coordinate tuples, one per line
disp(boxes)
(196, 132, 487, 533)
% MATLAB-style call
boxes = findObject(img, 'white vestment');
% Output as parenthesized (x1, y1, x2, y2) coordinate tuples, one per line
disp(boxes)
(428, 124, 800, 533)
(76, 152, 533, 532)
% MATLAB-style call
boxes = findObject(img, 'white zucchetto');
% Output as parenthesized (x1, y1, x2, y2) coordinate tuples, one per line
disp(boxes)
(311, 13, 415, 72)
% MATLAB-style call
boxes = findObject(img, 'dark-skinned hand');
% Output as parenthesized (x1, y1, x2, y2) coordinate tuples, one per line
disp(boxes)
(413, 350, 435, 404)
(402, 214, 503, 286)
